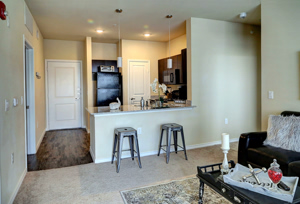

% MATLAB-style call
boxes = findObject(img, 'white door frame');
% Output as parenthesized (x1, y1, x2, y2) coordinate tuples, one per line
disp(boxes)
(23, 35, 36, 156)
(127, 59, 151, 105)
(45, 60, 84, 130)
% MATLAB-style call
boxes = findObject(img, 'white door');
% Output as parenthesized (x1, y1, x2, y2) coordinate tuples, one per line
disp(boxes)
(129, 60, 150, 104)
(47, 61, 82, 130)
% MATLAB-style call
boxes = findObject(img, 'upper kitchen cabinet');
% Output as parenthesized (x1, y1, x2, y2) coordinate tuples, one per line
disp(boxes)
(158, 48, 187, 85)
(158, 58, 166, 84)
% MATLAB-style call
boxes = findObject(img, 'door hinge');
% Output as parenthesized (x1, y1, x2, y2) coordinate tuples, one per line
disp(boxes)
(26, 106, 29, 109)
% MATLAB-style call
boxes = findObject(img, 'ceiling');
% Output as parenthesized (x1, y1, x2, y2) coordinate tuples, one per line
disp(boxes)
(25, 0, 261, 43)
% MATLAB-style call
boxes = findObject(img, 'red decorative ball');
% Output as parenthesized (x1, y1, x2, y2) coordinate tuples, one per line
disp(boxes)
(268, 169, 283, 184)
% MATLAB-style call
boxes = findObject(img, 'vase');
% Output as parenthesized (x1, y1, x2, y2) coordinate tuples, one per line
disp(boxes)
(155, 100, 162, 107)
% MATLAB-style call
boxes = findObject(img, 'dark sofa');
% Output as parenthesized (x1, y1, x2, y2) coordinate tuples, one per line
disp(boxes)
(238, 111, 300, 178)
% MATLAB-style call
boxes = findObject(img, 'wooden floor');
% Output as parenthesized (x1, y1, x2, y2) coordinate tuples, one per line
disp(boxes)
(27, 128, 93, 171)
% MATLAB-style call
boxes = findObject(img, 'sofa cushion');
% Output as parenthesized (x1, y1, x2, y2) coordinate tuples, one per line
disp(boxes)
(288, 161, 300, 178)
(263, 115, 300, 152)
(247, 145, 300, 175)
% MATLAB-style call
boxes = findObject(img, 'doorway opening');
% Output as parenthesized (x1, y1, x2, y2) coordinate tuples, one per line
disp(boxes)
(23, 36, 36, 157)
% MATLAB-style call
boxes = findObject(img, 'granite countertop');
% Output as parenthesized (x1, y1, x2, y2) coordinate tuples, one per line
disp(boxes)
(86, 102, 196, 116)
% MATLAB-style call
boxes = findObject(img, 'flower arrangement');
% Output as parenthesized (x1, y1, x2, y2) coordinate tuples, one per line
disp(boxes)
(150, 78, 167, 102)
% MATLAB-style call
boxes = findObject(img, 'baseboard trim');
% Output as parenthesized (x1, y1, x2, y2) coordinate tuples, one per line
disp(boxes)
(8, 168, 27, 204)
(92, 138, 239, 164)
(85, 126, 90, 134)
(89, 146, 95, 162)
(36, 129, 46, 151)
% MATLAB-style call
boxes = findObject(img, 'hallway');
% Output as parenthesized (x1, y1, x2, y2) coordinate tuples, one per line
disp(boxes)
(27, 129, 93, 171)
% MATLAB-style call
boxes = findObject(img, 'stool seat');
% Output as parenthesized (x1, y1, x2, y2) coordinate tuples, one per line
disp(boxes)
(112, 127, 142, 173)
(162, 123, 183, 131)
(158, 123, 187, 164)
(114, 127, 136, 135)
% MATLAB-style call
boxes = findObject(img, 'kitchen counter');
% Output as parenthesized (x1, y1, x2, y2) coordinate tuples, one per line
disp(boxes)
(86, 102, 197, 163)
(86, 103, 195, 116)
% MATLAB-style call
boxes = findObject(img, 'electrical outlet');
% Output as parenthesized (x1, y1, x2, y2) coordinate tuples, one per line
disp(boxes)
(225, 118, 229, 125)
(11, 153, 14, 164)
(137, 127, 142, 134)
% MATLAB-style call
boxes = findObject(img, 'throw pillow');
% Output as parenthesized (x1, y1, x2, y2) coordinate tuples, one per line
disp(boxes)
(263, 115, 300, 152)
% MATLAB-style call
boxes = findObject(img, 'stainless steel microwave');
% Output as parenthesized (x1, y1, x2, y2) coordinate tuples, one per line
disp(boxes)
(163, 69, 180, 84)
(100, 65, 115, 72)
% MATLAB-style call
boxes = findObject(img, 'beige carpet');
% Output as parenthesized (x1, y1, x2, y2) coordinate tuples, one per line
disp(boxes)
(14, 142, 238, 204)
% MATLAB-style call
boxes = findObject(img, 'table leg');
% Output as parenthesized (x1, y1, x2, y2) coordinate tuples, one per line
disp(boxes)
(198, 180, 204, 204)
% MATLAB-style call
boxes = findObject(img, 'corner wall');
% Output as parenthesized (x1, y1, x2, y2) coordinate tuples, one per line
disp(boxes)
(261, 0, 300, 130)
(187, 17, 261, 142)
(0, 0, 45, 203)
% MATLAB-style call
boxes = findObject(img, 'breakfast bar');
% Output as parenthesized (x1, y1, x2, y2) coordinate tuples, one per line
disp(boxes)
(86, 103, 196, 163)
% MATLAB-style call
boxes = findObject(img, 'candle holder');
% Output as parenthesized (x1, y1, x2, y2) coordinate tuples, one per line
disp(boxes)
(221, 133, 230, 174)
(221, 148, 230, 175)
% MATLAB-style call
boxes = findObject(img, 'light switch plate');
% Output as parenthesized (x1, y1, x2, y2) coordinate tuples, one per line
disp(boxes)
(5, 99, 9, 111)
(13, 98, 18, 107)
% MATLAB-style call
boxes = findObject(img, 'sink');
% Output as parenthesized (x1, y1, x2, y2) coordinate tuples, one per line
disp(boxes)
(152, 106, 170, 109)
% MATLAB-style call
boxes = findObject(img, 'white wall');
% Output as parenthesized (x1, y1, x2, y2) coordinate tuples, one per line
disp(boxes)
(0, 0, 45, 203)
(92, 42, 117, 60)
(187, 17, 261, 141)
(261, 0, 300, 130)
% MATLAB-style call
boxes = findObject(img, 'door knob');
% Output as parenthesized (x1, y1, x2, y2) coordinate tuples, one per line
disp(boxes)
(131, 98, 135, 100)
(75, 97, 80, 100)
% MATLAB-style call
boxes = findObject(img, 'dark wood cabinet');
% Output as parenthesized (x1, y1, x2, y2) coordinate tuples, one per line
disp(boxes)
(158, 59, 165, 83)
(171, 55, 178, 70)
(158, 49, 187, 85)
(181, 49, 187, 84)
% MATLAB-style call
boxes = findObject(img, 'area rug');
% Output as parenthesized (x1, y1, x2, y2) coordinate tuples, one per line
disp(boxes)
(120, 177, 231, 204)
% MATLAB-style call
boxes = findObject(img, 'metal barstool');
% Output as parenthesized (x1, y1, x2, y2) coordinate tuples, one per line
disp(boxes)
(111, 127, 142, 173)
(157, 123, 188, 164)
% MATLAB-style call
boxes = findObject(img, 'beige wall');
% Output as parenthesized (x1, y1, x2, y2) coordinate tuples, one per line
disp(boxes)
(121, 40, 167, 104)
(44, 39, 87, 128)
(167, 34, 187, 56)
(187, 18, 261, 143)
(0, 0, 45, 203)
(86, 37, 92, 132)
(92, 42, 117, 60)
(261, 0, 300, 130)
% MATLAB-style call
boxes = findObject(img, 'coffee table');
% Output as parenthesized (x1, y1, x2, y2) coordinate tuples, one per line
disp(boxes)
(197, 161, 300, 204)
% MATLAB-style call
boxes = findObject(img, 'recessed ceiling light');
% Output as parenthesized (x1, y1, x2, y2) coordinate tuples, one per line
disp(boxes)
(144, 33, 151, 37)
(96, 30, 104, 33)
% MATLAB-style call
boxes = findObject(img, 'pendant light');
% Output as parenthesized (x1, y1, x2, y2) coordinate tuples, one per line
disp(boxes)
(116, 9, 123, 68)
(166, 15, 172, 69)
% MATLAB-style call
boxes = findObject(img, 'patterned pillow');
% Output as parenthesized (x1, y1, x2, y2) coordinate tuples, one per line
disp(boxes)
(263, 115, 300, 152)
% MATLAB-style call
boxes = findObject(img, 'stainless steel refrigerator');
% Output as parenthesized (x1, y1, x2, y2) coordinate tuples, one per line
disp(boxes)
(96, 72, 122, 106)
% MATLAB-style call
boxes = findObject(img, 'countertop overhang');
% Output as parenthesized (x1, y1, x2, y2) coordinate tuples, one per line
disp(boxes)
(86, 104, 196, 116)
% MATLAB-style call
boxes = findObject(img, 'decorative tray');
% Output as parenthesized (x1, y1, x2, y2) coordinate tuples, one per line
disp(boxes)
(223, 163, 299, 203)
